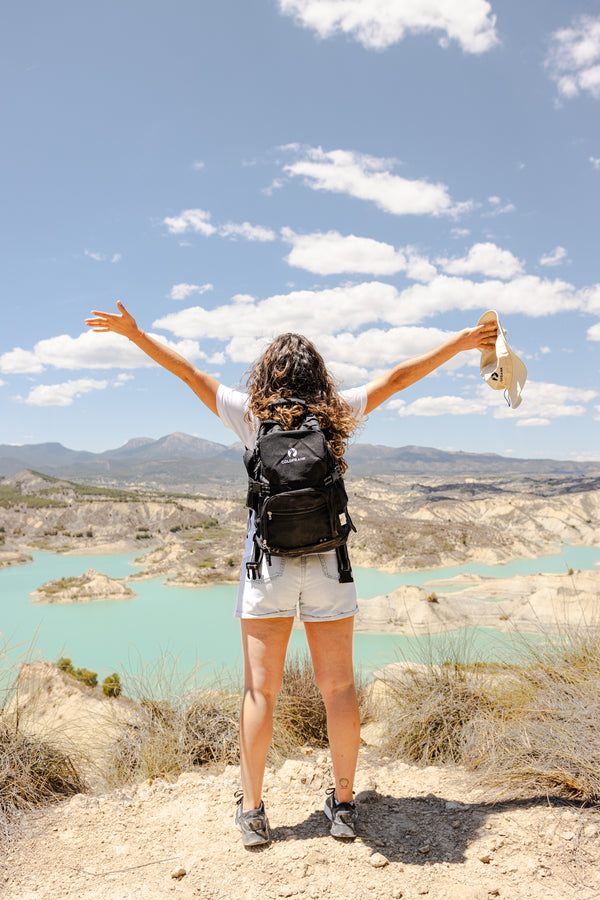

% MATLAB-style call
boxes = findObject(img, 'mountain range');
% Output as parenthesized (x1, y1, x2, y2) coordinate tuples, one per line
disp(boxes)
(1, 433, 598, 488)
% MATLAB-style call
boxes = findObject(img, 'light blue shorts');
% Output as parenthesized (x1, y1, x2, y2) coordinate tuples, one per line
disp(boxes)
(234, 548, 359, 622)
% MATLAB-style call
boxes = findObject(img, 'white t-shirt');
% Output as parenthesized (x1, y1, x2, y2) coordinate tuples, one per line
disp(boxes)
(216, 384, 368, 449)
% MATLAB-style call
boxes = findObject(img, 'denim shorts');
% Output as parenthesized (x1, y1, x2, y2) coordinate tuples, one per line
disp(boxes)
(234, 547, 359, 622)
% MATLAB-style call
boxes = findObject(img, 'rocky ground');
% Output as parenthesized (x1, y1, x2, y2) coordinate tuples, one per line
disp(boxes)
(3, 750, 599, 900)
(3, 663, 600, 900)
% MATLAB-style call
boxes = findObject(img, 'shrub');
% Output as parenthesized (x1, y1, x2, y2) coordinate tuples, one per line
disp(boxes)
(381, 662, 495, 765)
(0, 722, 85, 833)
(462, 628, 600, 801)
(55, 659, 97, 688)
(102, 673, 122, 698)
(74, 668, 97, 687)
(274, 652, 369, 749)
(274, 653, 328, 747)
(56, 658, 75, 676)
(108, 692, 241, 783)
(379, 628, 600, 802)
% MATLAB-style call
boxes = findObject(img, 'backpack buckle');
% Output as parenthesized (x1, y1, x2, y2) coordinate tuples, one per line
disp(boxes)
(246, 560, 260, 580)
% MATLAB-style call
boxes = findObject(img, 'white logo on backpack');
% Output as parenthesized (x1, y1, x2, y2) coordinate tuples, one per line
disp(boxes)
(282, 447, 306, 465)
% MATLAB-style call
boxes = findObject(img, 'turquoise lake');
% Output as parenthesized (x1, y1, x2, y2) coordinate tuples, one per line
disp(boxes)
(1, 545, 599, 687)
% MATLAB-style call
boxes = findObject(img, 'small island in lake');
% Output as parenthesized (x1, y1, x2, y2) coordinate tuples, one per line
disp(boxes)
(30, 568, 135, 605)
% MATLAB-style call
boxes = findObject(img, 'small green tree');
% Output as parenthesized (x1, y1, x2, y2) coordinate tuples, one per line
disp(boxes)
(74, 668, 98, 687)
(57, 657, 76, 676)
(103, 673, 122, 698)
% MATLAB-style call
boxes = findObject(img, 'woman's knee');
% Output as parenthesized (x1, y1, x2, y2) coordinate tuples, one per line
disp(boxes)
(243, 678, 282, 709)
(316, 672, 356, 706)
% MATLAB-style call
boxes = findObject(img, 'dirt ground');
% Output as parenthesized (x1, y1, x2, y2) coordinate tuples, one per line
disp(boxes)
(3, 748, 600, 900)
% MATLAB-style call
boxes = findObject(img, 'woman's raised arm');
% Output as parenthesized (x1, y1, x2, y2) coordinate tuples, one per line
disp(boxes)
(85, 301, 220, 415)
(363, 322, 498, 415)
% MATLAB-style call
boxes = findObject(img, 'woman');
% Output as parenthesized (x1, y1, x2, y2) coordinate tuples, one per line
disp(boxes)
(85, 301, 497, 846)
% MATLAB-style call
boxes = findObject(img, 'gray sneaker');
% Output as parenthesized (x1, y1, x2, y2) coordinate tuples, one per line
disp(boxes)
(234, 792, 270, 847)
(324, 789, 357, 840)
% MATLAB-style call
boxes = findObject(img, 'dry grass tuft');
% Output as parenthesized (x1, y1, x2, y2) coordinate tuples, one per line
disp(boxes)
(0, 720, 85, 835)
(381, 662, 496, 765)
(108, 690, 241, 785)
(380, 628, 600, 801)
(463, 628, 600, 801)
(108, 652, 369, 783)
(274, 653, 329, 747)
(275, 651, 370, 749)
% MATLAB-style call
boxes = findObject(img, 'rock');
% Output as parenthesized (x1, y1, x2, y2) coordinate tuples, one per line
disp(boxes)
(171, 866, 186, 880)
(369, 853, 389, 868)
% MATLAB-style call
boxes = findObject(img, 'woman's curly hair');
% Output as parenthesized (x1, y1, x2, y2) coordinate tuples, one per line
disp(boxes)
(245, 333, 360, 473)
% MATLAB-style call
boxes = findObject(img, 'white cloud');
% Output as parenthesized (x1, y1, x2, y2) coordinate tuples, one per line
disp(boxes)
(152, 275, 600, 368)
(163, 208, 216, 236)
(154, 282, 403, 346)
(386, 381, 596, 421)
(162, 208, 275, 242)
(490, 381, 597, 421)
(282, 228, 436, 279)
(587, 322, 600, 341)
(278, 0, 498, 54)
(570, 448, 600, 460)
(218, 222, 276, 242)
(169, 282, 214, 301)
(389, 394, 489, 417)
(84, 249, 121, 263)
(21, 378, 109, 407)
(590, 156, 600, 169)
(546, 15, 600, 101)
(0, 332, 206, 374)
(595, 406, 600, 421)
(485, 198, 516, 216)
(0, 348, 45, 374)
(396, 273, 588, 320)
(516, 418, 551, 427)
(115, 373, 134, 386)
(317, 326, 456, 369)
(539, 246, 568, 267)
(581, 285, 600, 316)
(283, 146, 470, 217)
(192, 160, 205, 171)
(437, 242, 523, 279)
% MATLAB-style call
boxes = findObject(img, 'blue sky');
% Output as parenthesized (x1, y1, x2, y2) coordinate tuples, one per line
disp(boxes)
(1, 0, 599, 460)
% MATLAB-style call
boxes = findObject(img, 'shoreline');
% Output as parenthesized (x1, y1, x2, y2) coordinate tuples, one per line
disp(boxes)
(4, 541, 599, 633)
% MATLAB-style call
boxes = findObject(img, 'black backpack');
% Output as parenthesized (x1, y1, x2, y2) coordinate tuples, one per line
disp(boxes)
(244, 398, 356, 583)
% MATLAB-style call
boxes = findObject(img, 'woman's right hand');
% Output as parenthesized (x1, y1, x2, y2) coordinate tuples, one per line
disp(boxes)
(85, 300, 141, 341)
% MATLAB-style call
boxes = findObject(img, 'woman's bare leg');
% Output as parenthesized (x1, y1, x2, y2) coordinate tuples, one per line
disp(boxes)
(304, 616, 360, 803)
(239, 616, 294, 810)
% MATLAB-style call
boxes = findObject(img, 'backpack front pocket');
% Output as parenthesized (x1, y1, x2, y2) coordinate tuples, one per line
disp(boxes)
(260, 489, 338, 555)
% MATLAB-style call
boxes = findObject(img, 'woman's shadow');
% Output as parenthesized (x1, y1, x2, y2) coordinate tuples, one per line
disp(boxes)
(268, 789, 575, 863)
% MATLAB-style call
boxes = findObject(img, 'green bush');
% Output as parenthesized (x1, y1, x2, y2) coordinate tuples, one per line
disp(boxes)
(56, 657, 75, 676)
(74, 668, 97, 688)
(102, 673, 122, 698)
(56, 658, 97, 688)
